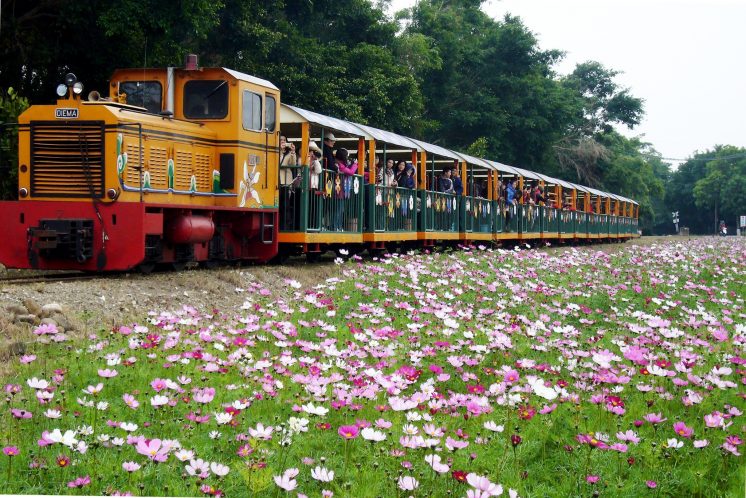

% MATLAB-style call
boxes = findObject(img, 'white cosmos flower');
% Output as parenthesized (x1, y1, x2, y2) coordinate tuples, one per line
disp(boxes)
(666, 438, 684, 449)
(47, 429, 78, 447)
(215, 413, 233, 425)
(311, 466, 335, 482)
(27, 377, 49, 390)
(150, 395, 169, 407)
(301, 403, 329, 416)
(361, 427, 386, 442)
(174, 449, 195, 462)
(483, 421, 504, 432)
(119, 422, 138, 432)
(287, 417, 309, 434)
(44, 409, 62, 419)
(210, 462, 230, 477)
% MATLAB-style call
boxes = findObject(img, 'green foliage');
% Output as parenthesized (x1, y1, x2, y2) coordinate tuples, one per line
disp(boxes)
(691, 145, 746, 232)
(0, 87, 29, 200)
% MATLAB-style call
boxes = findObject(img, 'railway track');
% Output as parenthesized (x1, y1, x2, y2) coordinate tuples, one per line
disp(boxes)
(0, 271, 96, 286)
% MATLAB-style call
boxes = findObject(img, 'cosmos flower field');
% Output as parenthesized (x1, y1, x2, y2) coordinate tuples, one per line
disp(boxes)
(2, 238, 744, 497)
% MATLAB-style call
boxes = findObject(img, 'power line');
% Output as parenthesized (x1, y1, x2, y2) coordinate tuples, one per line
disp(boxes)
(639, 151, 746, 163)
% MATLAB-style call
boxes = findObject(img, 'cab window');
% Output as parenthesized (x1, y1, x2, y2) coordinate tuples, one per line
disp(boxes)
(242, 90, 262, 131)
(184, 80, 228, 119)
(120, 81, 162, 114)
(265, 95, 276, 132)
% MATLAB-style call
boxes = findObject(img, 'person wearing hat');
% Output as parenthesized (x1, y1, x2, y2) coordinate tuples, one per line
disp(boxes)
(307, 141, 323, 190)
(323, 131, 337, 173)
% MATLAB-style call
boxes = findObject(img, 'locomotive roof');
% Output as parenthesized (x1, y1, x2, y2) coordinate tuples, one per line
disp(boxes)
(223, 68, 280, 91)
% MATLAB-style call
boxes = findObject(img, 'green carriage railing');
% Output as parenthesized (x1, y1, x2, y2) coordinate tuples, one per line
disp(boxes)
(279, 166, 363, 234)
(541, 206, 559, 235)
(574, 211, 588, 234)
(421, 191, 459, 232)
(523, 204, 542, 235)
(462, 196, 493, 233)
(494, 201, 506, 233)
(366, 185, 417, 232)
(559, 209, 574, 234)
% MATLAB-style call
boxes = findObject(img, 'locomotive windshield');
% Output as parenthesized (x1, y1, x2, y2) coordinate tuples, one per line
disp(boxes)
(120, 81, 162, 114)
(184, 80, 229, 119)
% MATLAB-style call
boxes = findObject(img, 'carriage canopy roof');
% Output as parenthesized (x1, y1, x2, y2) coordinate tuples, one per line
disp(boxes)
(280, 104, 638, 205)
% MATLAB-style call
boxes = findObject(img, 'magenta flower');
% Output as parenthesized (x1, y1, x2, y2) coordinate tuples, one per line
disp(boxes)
(586, 475, 600, 483)
(3, 446, 19, 456)
(337, 425, 359, 440)
(646, 481, 657, 489)
(672, 421, 693, 438)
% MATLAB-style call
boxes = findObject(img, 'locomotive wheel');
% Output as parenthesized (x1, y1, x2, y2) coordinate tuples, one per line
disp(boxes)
(138, 263, 156, 274)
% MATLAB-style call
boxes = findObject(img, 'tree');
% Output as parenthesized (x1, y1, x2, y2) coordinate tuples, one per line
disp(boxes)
(692, 146, 746, 232)
(0, 87, 29, 200)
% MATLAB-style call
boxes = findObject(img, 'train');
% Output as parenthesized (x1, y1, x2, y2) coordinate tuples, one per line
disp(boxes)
(0, 57, 639, 272)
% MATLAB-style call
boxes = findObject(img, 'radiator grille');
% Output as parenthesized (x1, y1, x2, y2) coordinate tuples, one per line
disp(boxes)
(30, 121, 105, 198)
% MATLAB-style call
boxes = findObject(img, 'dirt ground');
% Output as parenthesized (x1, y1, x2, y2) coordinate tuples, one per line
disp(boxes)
(0, 235, 702, 372)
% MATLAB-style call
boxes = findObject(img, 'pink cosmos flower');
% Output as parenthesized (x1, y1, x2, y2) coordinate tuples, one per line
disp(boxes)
(643, 413, 667, 425)
(193, 388, 216, 404)
(186, 458, 210, 478)
(122, 393, 139, 409)
(672, 421, 693, 438)
(466, 473, 503, 496)
(67, 475, 91, 488)
(122, 461, 141, 472)
(704, 412, 724, 428)
(693, 439, 709, 448)
(135, 438, 170, 462)
(616, 430, 641, 444)
(3, 446, 19, 456)
(98, 369, 118, 378)
(586, 475, 600, 483)
(337, 425, 359, 440)
(646, 481, 657, 489)
(446, 436, 469, 451)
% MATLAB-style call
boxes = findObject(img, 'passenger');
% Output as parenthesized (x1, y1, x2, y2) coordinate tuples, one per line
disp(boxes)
(522, 185, 531, 204)
(383, 159, 396, 187)
(335, 148, 356, 231)
(438, 167, 454, 194)
(279, 136, 298, 186)
(505, 178, 517, 230)
(372, 155, 382, 184)
(402, 164, 416, 189)
(395, 160, 407, 187)
(452, 168, 463, 196)
(323, 132, 337, 172)
(307, 141, 323, 190)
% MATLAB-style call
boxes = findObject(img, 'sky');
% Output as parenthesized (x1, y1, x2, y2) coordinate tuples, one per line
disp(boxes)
(388, 0, 746, 165)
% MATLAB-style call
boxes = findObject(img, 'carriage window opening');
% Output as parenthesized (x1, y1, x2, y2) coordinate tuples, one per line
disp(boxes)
(242, 91, 262, 131)
(183, 80, 228, 119)
(120, 81, 162, 114)
(265, 95, 276, 132)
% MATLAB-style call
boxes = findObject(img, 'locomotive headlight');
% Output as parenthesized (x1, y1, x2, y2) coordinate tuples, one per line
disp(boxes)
(64, 73, 77, 86)
(106, 188, 119, 200)
(56, 84, 68, 97)
(72, 81, 84, 95)
(19, 188, 28, 198)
